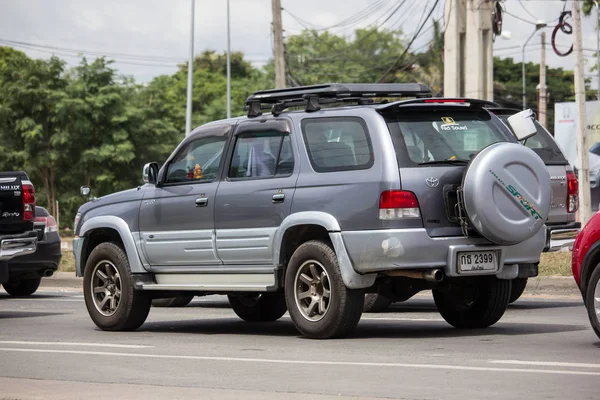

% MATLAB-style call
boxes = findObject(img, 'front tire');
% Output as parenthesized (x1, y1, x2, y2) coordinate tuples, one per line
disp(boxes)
(585, 264, 600, 339)
(284, 240, 364, 339)
(152, 296, 194, 308)
(83, 242, 151, 331)
(363, 293, 393, 313)
(433, 276, 510, 329)
(509, 278, 528, 304)
(228, 293, 287, 322)
(2, 277, 41, 296)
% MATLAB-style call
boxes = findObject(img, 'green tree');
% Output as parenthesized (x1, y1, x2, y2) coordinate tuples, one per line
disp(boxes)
(0, 47, 68, 217)
(493, 56, 594, 132)
(283, 28, 414, 85)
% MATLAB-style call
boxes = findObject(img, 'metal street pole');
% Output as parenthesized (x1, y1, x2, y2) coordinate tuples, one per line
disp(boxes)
(539, 31, 547, 127)
(185, 0, 195, 136)
(522, 23, 546, 110)
(226, 0, 231, 119)
(597, 1, 600, 99)
(573, 0, 592, 224)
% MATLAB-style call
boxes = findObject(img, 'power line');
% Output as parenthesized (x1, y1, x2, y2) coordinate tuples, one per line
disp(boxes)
(376, 0, 440, 82)
(0, 38, 183, 63)
(289, 0, 408, 63)
(0, 41, 179, 68)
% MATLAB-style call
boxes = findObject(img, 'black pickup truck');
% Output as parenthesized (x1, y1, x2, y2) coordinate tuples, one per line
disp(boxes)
(0, 171, 38, 286)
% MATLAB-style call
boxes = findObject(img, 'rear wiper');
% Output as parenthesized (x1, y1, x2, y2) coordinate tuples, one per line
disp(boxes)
(418, 159, 469, 166)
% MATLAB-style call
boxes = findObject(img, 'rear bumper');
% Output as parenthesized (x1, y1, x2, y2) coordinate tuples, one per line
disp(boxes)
(341, 227, 546, 279)
(544, 222, 581, 252)
(7, 241, 62, 271)
(0, 231, 37, 261)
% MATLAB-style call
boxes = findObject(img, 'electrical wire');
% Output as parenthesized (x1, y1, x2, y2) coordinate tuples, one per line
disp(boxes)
(0, 38, 182, 63)
(376, 0, 440, 82)
(284, 0, 392, 33)
(292, 0, 408, 63)
(0, 40, 180, 68)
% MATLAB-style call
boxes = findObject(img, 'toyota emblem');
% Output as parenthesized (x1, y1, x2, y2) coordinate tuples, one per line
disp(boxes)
(426, 177, 439, 188)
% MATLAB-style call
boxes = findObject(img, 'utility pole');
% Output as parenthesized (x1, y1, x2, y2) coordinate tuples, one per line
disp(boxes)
(271, 0, 285, 88)
(226, 0, 231, 118)
(573, 0, 591, 225)
(539, 31, 547, 127)
(185, 0, 195, 136)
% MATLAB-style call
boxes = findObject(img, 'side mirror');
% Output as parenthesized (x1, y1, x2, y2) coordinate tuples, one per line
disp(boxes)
(80, 186, 91, 201)
(507, 109, 537, 141)
(143, 162, 159, 185)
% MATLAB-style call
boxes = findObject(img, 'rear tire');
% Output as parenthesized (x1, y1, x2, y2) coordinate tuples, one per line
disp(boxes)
(433, 276, 510, 329)
(509, 278, 528, 304)
(363, 293, 393, 313)
(2, 277, 41, 296)
(284, 240, 364, 339)
(228, 293, 287, 322)
(585, 264, 600, 339)
(83, 242, 151, 331)
(152, 296, 194, 308)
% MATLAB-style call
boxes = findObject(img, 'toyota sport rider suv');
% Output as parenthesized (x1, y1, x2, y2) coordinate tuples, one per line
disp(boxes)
(72, 84, 551, 339)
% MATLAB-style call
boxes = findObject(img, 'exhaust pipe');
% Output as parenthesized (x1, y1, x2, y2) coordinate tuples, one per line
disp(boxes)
(385, 269, 444, 282)
(43, 269, 54, 277)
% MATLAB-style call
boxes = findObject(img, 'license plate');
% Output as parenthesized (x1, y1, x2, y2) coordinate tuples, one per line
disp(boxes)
(458, 251, 498, 273)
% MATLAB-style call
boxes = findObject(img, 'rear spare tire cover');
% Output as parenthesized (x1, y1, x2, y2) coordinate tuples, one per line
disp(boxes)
(462, 142, 551, 245)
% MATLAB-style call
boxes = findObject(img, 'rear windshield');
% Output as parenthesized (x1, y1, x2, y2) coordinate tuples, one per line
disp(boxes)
(497, 115, 568, 165)
(385, 109, 510, 166)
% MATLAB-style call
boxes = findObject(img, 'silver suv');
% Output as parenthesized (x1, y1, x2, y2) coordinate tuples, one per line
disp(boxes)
(73, 84, 551, 339)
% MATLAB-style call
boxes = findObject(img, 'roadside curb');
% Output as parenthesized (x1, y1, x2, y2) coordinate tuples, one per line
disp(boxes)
(523, 276, 579, 296)
(41, 272, 82, 289)
(41, 273, 581, 295)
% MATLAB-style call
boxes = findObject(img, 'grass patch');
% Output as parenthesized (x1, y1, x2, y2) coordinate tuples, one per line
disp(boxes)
(539, 251, 572, 276)
(59, 250, 76, 273)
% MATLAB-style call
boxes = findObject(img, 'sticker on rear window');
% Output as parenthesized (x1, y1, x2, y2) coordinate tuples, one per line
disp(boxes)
(441, 117, 456, 125)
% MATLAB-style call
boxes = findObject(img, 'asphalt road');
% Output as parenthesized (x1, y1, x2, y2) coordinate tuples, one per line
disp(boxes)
(0, 288, 597, 400)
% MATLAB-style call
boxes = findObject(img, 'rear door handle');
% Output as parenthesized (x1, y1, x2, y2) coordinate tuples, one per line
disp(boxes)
(272, 193, 285, 203)
(195, 197, 208, 207)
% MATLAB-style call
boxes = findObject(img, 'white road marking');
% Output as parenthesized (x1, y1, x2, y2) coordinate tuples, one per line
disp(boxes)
(0, 341, 152, 349)
(490, 360, 600, 369)
(0, 348, 599, 376)
(3, 298, 82, 302)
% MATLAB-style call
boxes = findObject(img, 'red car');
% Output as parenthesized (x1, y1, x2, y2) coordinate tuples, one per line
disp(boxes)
(572, 210, 600, 338)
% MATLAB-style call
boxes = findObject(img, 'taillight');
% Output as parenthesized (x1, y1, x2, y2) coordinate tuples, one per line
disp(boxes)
(21, 181, 35, 221)
(35, 215, 58, 233)
(567, 171, 578, 213)
(379, 190, 421, 219)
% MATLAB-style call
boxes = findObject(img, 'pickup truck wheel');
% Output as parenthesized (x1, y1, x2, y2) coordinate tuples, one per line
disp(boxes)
(585, 264, 600, 339)
(509, 278, 528, 304)
(2, 277, 41, 296)
(152, 296, 194, 308)
(363, 293, 393, 313)
(227, 293, 287, 322)
(83, 242, 151, 331)
(284, 240, 364, 339)
(433, 276, 510, 329)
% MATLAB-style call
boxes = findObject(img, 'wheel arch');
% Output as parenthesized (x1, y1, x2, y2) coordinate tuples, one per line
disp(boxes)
(581, 240, 600, 297)
(273, 212, 375, 289)
(78, 216, 146, 277)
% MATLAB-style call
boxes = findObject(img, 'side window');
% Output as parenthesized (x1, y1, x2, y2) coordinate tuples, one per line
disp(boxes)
(301, 117, 374, 172)
(229, 131, 294, 179)
(165, 136, 228, 184)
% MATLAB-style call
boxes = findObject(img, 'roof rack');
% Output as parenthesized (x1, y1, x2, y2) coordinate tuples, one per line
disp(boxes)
(391, 98, 501, 108)
(243, 83, 432, 118)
